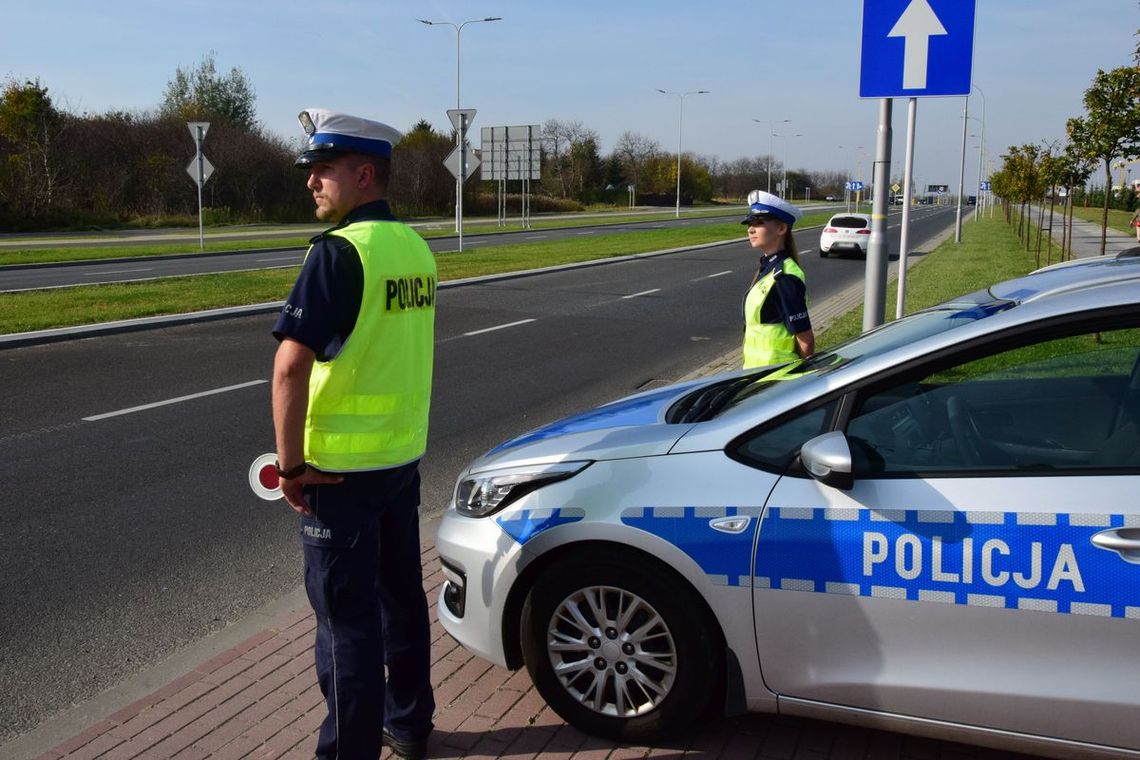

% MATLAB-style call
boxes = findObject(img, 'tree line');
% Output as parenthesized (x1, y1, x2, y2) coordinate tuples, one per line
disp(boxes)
(990, 39, 1140, 258)
(0, 54, 857, 232)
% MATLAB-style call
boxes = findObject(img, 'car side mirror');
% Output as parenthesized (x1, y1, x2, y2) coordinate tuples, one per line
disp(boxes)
(799, 431, 853, 490)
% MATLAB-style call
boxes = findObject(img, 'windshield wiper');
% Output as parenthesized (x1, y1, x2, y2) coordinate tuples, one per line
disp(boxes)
(680, 377, 755, 423)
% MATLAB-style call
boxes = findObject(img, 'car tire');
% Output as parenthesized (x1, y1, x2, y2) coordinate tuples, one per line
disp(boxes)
(819, 248, 828, 258)
(520, 550, 722, 743)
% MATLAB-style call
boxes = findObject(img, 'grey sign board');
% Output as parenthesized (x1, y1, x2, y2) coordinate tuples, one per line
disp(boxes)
(480, 125, 541, 181)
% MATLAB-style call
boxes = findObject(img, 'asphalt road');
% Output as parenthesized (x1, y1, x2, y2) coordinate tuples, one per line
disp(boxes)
(0, 211, 780, 292)
(0, 206, 957, 744)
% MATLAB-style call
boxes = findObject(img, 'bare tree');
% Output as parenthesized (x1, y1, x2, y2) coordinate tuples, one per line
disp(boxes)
(613, 131, 661, 190)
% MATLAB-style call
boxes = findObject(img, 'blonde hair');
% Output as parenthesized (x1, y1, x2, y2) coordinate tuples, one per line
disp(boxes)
(784, 228, 800, 265)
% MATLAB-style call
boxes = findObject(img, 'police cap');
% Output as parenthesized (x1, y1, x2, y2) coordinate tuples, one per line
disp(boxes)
(741, 189, 803, 227)
(295, 108, 403, 168)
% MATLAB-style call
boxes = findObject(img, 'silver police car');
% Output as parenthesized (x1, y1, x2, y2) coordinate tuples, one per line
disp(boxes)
(436, 257, 1140, 759)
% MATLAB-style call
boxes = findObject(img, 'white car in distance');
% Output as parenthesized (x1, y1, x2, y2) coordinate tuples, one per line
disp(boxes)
(819, 213, 872, 257)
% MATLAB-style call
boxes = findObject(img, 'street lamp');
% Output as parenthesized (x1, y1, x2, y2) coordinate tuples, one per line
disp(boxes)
(657, 89, 709, 218)
(972, 84, 986, 222)
(773, 133, 802, 199)
(418, 16, 502, 232)
(417, 16, 502, 109)
(754, 118, 790, 193)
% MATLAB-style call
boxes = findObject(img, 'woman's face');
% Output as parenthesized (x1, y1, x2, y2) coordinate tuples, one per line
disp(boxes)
(746, 217, 788, 253)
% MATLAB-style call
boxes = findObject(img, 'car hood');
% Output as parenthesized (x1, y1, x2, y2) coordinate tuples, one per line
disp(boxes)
(469, 379, 711, 473)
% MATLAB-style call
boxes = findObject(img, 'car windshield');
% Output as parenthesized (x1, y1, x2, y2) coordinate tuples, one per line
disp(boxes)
(691, 289, 1015, 420)
(829, 216, 868, 229)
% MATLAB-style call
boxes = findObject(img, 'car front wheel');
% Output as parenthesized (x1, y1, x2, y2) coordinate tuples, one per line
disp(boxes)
(520, 550, 722, 743)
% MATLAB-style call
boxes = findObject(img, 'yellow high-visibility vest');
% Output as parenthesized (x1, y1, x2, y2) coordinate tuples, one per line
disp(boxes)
(742, 257, 806, 369)
(304, 220, 437, 471)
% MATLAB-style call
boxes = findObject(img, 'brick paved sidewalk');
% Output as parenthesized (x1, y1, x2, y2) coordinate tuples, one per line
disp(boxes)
(27, 534, 1043, 760)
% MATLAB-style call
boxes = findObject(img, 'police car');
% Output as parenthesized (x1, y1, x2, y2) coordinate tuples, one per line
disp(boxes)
(436, 257, 1140, 759)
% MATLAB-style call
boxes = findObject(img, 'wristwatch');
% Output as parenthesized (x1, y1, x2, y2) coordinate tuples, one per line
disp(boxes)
(274, 461, 308, 479)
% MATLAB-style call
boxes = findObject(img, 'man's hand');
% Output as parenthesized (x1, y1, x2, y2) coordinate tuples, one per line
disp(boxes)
(280, 466, 344, 516)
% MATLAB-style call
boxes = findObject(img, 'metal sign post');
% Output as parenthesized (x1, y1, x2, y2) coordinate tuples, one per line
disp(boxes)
(896, 98, 918, 319)
(860, 0, 977, 327)
(480, 124, 541, 229)
(444, 109, 478, 251)
(185, 122, 213, 251)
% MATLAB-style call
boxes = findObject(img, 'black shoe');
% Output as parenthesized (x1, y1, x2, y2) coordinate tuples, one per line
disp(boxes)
(382, 727, 428, 760)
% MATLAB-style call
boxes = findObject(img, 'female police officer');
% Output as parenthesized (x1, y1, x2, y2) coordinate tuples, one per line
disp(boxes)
(740, 190, 815, 368)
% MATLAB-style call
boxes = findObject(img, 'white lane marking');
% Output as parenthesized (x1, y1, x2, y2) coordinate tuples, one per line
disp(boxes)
(256, 255, 300, 263)
(526, 234, 549, 239)
(83, 380, 268, 422)
(622, 288, 661, 299)
(706, 270, 733, 278)
(464, 318, 537, 336)
(83, 268, 152, 276)
(577, 231, 597, 235)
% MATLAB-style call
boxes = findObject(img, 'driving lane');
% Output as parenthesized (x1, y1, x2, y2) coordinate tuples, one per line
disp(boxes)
(0, 206, 957, 742)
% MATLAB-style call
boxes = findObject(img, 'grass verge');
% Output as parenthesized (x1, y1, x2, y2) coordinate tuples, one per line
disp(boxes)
(1, 214, 820, 334)
(1064, 204, 1133, 236)
(817, 214, 1041, 349)
(0, 207, 753, 266)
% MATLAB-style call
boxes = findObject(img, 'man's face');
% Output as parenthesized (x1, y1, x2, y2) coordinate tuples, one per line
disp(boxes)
(305, 156, 366, 223)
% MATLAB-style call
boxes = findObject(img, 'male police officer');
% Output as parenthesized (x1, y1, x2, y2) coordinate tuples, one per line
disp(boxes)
(271, 109, 436, 760)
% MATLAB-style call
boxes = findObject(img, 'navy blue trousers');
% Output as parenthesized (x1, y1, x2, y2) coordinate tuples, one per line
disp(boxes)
(300, 462, 435, 760)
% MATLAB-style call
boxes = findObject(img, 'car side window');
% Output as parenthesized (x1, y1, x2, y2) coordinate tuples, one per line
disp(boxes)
(733, 401, 838, 472)
(846, 326, 1140, 475)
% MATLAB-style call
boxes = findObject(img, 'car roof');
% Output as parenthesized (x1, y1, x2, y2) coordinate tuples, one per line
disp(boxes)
(672, 267, 1140, 452)
(986, 255, 1140, 305)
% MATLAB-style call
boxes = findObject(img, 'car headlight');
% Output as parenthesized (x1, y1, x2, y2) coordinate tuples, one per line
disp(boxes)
(454, 461, 592, 518)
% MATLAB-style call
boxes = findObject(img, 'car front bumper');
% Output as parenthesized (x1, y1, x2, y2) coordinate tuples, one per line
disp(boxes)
(434, 505, 527, 668)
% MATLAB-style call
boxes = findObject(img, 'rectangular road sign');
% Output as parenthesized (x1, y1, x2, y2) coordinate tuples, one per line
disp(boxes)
(860, 0, 977, 98)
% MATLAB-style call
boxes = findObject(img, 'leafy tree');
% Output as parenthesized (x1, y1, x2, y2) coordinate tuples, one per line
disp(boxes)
(994, 144, 1046, 248)
(0, 78, 65, 218)
(161, 51, 258, 131)
(390, 119, 454, 216)
(541, 119, 600, 200)
(1066, 66, 1140, 254)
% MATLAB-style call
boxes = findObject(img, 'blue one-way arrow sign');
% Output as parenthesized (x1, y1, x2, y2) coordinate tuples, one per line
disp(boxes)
(860, 0, 977, 98)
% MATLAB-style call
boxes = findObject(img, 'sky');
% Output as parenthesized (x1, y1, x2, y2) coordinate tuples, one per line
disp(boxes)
(4, 1, 1138, 195)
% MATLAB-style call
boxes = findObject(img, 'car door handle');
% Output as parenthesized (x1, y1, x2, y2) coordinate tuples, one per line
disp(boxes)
(1091, 528, 1140, 564)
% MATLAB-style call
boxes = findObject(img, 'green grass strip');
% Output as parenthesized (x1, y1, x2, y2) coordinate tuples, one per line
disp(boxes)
(0, 213, 827, 334)
(817, 214, 1040, 349)
(1064, 204, 1134, 236)
(0, 207, 751, 266)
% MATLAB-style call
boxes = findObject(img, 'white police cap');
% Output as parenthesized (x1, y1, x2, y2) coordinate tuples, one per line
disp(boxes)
(295, 108, 403, 167)
(741, 189, 803, 226)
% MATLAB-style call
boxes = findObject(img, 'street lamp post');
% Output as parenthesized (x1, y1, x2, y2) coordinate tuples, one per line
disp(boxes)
(774, 133, 802, 199)
(972, 84, 986, 222)
(418, 16, 502, 232)
(754, 119, 790, 193)
(658, 89, 708, 218)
